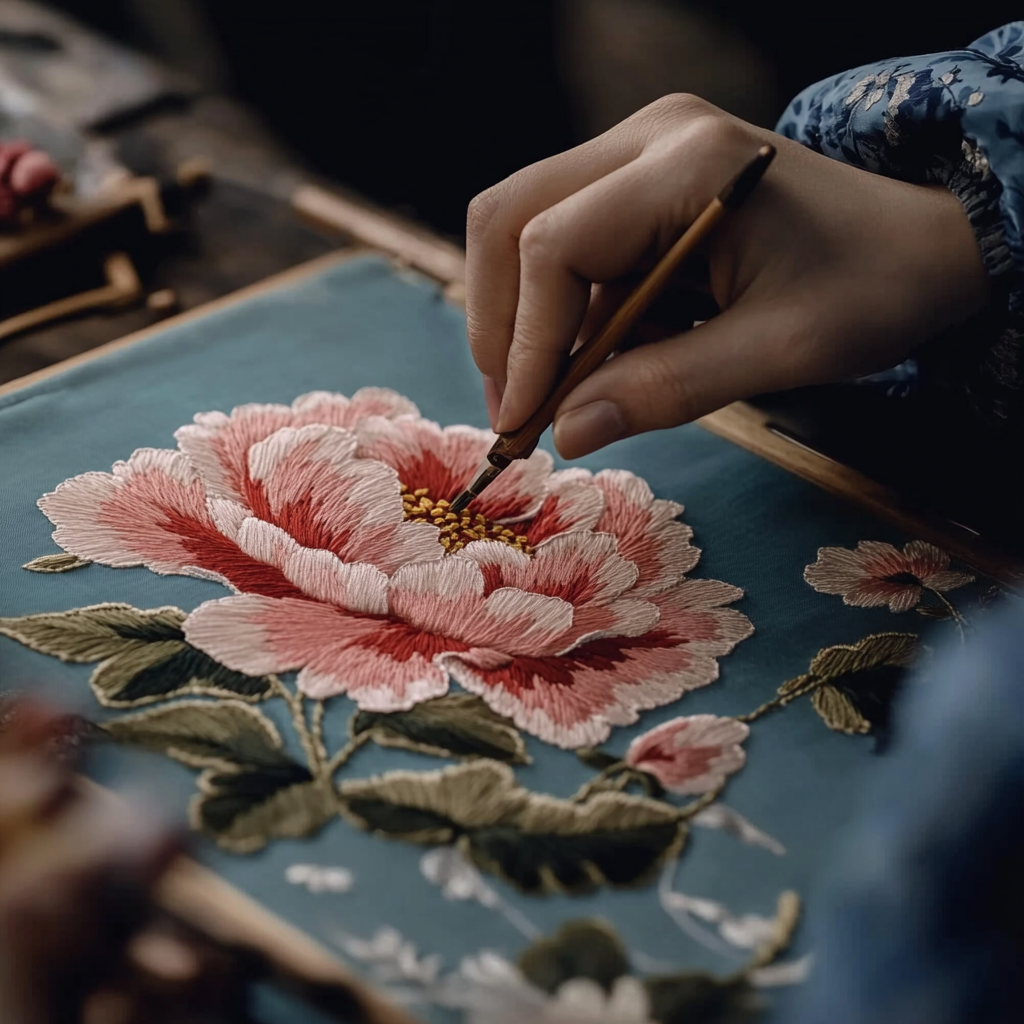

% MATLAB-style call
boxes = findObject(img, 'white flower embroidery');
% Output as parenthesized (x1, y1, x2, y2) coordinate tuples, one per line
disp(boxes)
(420, 846, 501, 907)
(335, 926, 442, 988)
(690, 803, 785, 856)
(285, 863, 354, 893)
(437, 952, 655, 1024)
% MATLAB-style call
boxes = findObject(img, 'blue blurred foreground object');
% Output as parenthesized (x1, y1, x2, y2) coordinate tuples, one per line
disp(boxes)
(780, 598, 1024, 1024)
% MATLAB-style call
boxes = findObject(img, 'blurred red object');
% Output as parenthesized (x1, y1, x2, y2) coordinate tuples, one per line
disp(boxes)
(0, 140, 61, 228)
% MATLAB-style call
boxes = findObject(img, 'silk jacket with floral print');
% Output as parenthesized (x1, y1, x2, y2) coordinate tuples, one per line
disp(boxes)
(778, 21, 1024, 432)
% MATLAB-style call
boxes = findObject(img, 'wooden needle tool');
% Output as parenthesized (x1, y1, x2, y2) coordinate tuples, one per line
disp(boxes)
(450, 142, 776, 514)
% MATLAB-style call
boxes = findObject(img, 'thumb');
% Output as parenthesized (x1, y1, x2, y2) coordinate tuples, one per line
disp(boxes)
(552, 298, 813, 458)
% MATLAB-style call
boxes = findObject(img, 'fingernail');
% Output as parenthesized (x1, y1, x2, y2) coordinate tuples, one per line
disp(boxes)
(482, 375, 504, 432)
(554, 400, 627, 457)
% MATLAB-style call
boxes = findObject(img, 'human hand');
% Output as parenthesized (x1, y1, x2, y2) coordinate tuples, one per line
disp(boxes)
(466, 94, 990, 457)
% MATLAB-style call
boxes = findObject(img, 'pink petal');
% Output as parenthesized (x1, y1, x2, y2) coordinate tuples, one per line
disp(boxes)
(461, 532, 638, 606)
(885, 584, 923, 613)
(803, 546, 876, 595)
(233, 518, 389, 614)
(175, 388, 420, 503)
(387, 558, 574, 655)
(649, 580, 753, 656)
(522, 469, 604, 545)
(291, 388, 419, 427)
(920, 569, 974, 593)
(625, 714, 749, 795)
(443, 631, 725, 749)
(243, 424, 440, 572)
(37, 450, 304, 598)
(356, 417, 552, 521)
(458, 538, 658, 648)
(593, 470, 699, 597)
(183, 596, 450, 710)
(900, 540, 950, 580)
(442, 573, 751, 747)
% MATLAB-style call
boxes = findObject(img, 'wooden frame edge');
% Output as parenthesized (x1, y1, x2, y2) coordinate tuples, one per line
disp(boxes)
(0, 247, 364, 400)
(698, 403, 1019, 583)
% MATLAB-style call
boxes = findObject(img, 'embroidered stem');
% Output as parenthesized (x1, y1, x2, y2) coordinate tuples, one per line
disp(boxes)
(570, 762, 627, 802)
(327, 730, 372, 777)
(270, 676, 320, 771)
(736, 677, 822, 724)
(309, 699, 329, 769)
(677, 785, 725, 821)
(928, 588, 967, 644)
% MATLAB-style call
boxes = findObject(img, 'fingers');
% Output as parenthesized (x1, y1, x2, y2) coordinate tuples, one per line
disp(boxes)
(465, 122, 648, 393)
(552, 295, 815, 458)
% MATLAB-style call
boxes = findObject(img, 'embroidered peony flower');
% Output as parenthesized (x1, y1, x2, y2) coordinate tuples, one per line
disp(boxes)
(38, 389, 752, 748)
(624, 715, 749, 795)
(804, 540, 974, 613)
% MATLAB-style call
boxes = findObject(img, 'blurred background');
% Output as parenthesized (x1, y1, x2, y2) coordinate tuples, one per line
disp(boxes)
(33, 0, 1024, 238)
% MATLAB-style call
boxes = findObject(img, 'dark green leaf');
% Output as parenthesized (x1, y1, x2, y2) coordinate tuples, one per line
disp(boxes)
(92, 643, 273, 706)
(645, 974, 760, 1024)
(351, 693, 529, 764)
(0, 604, 185, 662)
(795, 634, 920, 744)
(339, 798, 459, 843)
(468, 815, 685, 895)
(0, 603, 273, 706)
(518, 920, 630, 994)
(811, 685, 870, 734)
(194, 767, 336, 854)
(338, 761, 686, 895)
(575, 747, 621, 771)
(22, 553, 92, 573)
(103, 700, 292, 770)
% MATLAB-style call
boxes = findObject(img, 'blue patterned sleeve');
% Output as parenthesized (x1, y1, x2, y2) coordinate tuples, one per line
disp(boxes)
(777, 23, 1024, 428)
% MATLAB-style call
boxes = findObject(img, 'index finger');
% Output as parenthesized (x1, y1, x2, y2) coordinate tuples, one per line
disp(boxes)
(464, 120, 648, 395)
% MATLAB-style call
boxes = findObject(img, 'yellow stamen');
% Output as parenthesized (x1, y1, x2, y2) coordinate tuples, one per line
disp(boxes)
(400, 484, 533, 556)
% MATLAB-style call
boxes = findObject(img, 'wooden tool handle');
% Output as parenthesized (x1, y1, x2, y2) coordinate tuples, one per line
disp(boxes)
(486, 143, 776, 466)
(488, 197, 727, 464)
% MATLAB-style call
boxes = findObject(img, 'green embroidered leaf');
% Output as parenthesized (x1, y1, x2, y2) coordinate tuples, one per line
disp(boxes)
(22, 553, 92, 573)
(351, 693, 530, 764)
(808, 633, 919, 679)
(518, 920, 630, 994)
(575, 747, 621, 771)
(808, 633, 919, 741)
(337, 761, 685, 895)
(193, 769, 338, 855)
(91, 642, 274, 706)
(0, 603, 273, 705)
(780, 634, 920, 741)
(644, 974, 759, 1024)
(811, 685, 870, 735)
(0, 604, 185, 662)
(103, 700, 293, 771)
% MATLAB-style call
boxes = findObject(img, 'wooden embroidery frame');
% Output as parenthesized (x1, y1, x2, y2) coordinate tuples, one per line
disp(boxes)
(0, 183, 1018, 1024)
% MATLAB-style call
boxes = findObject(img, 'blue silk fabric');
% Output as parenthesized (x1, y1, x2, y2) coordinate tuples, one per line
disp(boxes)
(0, 256, 972, 1020)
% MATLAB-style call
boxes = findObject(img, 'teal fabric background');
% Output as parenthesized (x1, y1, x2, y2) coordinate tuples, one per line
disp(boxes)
(0, 256, 975, 1019)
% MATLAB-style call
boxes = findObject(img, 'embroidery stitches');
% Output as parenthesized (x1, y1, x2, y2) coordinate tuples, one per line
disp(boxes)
(804, 540, 973, 614)
(31, 388, 752, 748)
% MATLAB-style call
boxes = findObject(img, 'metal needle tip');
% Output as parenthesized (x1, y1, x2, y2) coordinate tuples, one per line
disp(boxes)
(450, 462, 503, 514)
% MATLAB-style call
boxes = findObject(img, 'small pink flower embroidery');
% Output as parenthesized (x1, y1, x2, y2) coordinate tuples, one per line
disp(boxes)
(38, 389, 752, 748)
(625, 715, 749, 795)
(804, 540, 974, 613)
